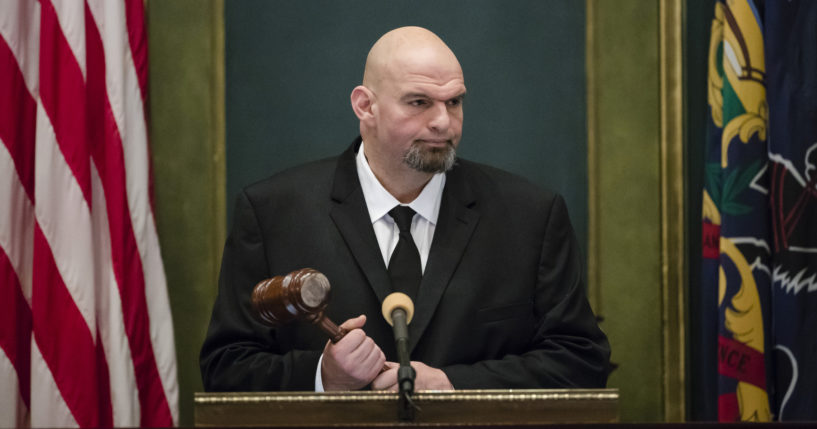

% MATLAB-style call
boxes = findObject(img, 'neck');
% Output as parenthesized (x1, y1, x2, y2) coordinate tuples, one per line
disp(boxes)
(370, 164, 433, 204)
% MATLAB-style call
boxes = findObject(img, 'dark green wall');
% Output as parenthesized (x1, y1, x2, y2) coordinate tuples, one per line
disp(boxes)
(224, 0, 589, 258)
(685, 0, 717, 421)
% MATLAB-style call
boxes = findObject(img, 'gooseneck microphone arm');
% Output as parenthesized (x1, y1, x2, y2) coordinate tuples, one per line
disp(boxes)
(390, 307, 415, 394)
(381, 293, 417, 422)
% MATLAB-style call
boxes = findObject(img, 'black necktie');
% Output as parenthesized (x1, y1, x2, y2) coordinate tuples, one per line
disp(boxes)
(388, 206, 421, 299)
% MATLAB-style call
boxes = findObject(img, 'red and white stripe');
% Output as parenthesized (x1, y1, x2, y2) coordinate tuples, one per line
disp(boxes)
(0, 0, 178, 427)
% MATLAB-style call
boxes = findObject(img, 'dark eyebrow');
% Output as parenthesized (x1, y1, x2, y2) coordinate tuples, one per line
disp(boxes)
(400, 92, 467, 102)
(400, 93, 431, 101)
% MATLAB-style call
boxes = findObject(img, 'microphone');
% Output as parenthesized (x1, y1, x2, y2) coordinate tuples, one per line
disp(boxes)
(381, 292, 416, 421)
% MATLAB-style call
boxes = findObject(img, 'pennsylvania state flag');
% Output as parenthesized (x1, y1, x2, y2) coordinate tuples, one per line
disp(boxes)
(765, 0, 817, 421)
(703, 0, 817, 421)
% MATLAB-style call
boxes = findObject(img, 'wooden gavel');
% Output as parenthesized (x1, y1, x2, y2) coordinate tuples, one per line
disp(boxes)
(251, 268, 348, 342)
(252, 268, 415, 378)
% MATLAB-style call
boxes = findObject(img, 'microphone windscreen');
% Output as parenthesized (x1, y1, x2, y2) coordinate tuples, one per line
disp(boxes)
(381, 292, 414, 326)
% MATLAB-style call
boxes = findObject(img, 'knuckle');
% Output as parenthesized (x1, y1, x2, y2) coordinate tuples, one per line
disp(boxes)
(348, 330, 365, 342)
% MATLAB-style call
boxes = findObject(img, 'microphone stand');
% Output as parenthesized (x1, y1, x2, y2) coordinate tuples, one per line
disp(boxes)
(381, 292, 417, 422)
(391, 307, 416, 421)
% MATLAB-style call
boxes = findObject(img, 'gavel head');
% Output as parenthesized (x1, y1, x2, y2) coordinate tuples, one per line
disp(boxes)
(251, 268, 331, 327)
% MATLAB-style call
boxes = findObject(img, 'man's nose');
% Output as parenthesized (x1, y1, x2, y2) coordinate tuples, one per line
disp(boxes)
(427, 102, 451, 133)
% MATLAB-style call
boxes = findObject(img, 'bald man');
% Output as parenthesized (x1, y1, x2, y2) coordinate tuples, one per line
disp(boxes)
(201, 27, 610, 392)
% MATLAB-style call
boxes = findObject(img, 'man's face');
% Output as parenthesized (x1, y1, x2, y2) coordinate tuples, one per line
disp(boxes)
(368, 51, 466, 174)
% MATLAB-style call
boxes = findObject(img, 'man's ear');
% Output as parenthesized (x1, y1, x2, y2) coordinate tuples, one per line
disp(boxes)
(350, 85, 375, 121)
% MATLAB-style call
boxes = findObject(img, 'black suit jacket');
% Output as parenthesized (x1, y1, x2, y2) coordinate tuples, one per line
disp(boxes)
(200, 138, 610, 390)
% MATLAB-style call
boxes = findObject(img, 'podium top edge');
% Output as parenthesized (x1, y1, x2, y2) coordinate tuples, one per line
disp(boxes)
(195, 388, 619, 404)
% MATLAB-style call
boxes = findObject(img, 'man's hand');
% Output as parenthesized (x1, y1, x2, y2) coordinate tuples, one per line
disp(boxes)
(371, 361, 454, 391)
(321, 315, 386, 391)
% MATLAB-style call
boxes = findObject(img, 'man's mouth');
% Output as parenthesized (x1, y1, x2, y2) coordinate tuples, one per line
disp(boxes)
(415, 139, 452, 147)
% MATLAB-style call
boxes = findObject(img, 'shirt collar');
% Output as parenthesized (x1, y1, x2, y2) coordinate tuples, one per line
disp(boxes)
(355, 141, 445, 225)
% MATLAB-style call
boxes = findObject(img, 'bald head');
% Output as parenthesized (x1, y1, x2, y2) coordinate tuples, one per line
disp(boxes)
(362, 26, 463, 91)
(350, 27, 466, 198)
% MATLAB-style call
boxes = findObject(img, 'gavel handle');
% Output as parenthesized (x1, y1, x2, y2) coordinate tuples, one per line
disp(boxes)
(317, 316, 347, 343)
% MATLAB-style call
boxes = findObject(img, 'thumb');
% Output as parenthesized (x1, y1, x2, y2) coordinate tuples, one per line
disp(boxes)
(339, 314, 367, 331)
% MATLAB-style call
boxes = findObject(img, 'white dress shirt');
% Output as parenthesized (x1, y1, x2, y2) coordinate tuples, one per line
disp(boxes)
(315, 142, 446, 390)
(355, 142, 445, 271)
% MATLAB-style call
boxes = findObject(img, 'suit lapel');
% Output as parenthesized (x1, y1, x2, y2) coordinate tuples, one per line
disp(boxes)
(409, 164, 479, 352)
(329, 140, 393, 302)
(329, 143, 481, 351)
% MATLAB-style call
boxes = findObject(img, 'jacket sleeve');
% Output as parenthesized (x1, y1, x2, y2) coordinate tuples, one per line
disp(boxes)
(441, 194, 611, 389)
(199, 190, 321, 391)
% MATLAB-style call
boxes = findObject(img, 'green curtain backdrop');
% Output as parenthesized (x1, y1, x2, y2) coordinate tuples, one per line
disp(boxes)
(224, 0, 588, 254)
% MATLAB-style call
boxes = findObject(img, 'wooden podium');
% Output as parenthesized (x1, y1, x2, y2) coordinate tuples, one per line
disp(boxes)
(195, 389, 619, 427)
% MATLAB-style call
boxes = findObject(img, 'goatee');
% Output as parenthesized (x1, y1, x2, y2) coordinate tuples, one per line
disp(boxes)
(403, 141, 457, 174)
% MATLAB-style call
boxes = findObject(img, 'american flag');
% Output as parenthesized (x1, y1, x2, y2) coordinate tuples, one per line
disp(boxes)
(0, 0, 178, 426)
